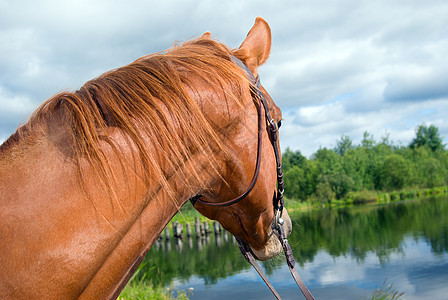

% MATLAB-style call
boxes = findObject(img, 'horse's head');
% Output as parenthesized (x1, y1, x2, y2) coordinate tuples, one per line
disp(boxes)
(192, 18, 292, 261)
(0, 16, 304, 299)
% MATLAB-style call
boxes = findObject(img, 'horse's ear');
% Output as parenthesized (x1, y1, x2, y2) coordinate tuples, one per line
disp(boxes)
(201, 32, 211, 39)
(233, 17, 272, 76)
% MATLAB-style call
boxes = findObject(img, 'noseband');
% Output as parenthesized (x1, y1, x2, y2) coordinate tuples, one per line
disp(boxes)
(190, 55, 314, 300)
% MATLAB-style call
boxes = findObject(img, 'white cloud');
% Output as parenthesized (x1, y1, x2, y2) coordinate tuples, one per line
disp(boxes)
(0, 86, 36, 139)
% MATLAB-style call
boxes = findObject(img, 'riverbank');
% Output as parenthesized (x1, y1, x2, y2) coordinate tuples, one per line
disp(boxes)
(285, 186, 448, 212)
(162, 186, 448, 241)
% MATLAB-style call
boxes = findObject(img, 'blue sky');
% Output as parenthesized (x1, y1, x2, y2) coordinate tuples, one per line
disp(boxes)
(1, 0, 447, 157)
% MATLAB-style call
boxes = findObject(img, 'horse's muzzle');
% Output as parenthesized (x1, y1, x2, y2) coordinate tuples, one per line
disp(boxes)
(250, 208, 292, 261)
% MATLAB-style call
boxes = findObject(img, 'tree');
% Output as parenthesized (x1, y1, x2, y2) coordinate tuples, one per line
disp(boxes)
(284, 166, 304, 200)
(281, 126, 447, 203)
(282, 148, 316, 201)
(409, 124, 444, 151)
(314, 148, 343, 175)
(282, 148, 306, 172)
(361, 131, 375, 149)
(380, 131, 393, 147)
(316, 175, 335, 203)
(313, 148, 354, 199)
(334, 135, 353, 156)
(343, 147, 368, 191)
(381, 154, 410, 190)
(422, 157, 446, 188)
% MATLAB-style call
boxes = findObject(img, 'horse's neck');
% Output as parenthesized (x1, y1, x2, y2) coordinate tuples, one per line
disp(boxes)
(0, 129, 213, 299)
(79, 130, 220, 299)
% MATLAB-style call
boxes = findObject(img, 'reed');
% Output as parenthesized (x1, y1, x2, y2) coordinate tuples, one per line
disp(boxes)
(367, 279, 404, 300)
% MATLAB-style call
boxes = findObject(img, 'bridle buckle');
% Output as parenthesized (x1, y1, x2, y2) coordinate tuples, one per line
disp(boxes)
(274, 207, 284, 229)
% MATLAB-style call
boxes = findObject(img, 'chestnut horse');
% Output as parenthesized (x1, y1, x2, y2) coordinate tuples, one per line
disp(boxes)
(0, 18, 291, 299)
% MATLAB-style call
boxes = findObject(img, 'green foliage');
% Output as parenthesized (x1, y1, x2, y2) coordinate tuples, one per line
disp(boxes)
(316, 175, 336, 203)
(169, 201, 206, 225)
(119, 263, 192, 300)
(334, 134, 353, 156)
(381, 154, 409, 190)
(361, 131, 375, 149)
(409, 124, 445, 151)
(119, 282, 191, 300)
(282, 147, 307, 171)
(283, 125, 447, 204)
(283, 148, 318, 201)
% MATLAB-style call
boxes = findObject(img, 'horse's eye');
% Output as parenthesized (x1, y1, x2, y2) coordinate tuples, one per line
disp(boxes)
(277, 120, 282, 128)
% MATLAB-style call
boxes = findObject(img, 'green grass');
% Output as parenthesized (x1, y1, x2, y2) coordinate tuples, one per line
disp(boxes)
(284, 198, 320, 211)
(169, 202, 207, 225)
(118, 263, 192, 300)
(119, 282, 191, 300)
(346, 190, 379, 204)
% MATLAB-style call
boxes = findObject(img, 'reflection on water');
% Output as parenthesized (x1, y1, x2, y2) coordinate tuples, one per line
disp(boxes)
(138, 196, 448, 299)
(153, 229, 235, 253)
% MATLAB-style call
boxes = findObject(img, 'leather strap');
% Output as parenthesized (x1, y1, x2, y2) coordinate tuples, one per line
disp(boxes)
(236, 229, 315, 300)
(190, 83, 264, 207)
(190, 55, 283, 209)
(191, 54, 314, 300)
(236, 237, 282, 300)
(230, 55, 315, 300)
(273, 225, 315, 300)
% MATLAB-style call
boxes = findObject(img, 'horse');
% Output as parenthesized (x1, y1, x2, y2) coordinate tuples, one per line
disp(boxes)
(0, 18, 293, 299)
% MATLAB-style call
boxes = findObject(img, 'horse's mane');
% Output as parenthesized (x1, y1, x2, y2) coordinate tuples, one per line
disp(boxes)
(1, 37, 250, 199)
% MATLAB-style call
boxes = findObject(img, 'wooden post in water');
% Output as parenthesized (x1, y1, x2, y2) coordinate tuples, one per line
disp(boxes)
(200, 222, 205, 237)
(177, 224, 184, 238)
(213, 221, 221, 236)
(173, 221, 183, 238)
(172, 222, 177, 238)
(175, 238, 183, 251)
(213, 221, 222, 246)
(164, 227, 170, 240)
(186, 223, 192, 237)
(203, 221, 210, 235)
(194, 217, 202, 238)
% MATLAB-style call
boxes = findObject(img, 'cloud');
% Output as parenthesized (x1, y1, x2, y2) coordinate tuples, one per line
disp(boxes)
(0, 86, 35, 140)
(280, 96, 448, 157)
(264, 39, 378, 108)
(384, 66, 448, 102)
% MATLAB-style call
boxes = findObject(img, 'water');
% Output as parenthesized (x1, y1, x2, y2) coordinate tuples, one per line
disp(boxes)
(137, 197, 448, 299)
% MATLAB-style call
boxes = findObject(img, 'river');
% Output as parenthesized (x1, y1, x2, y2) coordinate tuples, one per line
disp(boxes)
(136, 196, 448, 299)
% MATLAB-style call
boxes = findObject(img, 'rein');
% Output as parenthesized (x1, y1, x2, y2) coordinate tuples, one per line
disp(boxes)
(191, 55, 315, 300)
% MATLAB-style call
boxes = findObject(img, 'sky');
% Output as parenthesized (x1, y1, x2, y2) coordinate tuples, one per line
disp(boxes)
(1, 0, 447, 157)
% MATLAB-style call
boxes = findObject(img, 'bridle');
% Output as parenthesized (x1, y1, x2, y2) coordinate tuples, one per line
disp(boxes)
(190, 54, 283, 210)
(190, 55, 315, 300)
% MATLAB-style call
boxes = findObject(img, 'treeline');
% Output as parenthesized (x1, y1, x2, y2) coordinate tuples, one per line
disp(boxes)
(283, 124, 448, 203)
